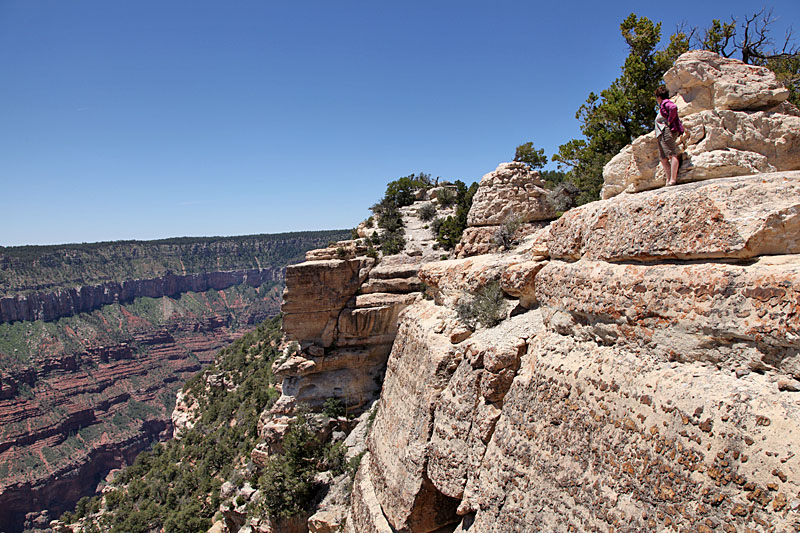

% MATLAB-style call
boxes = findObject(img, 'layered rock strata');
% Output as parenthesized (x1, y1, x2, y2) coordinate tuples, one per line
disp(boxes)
(0, 268, 281, 324)
(0, 233, 345, 532)
(456, 162, 554, 258)
(602, 50, 800, 198)
(0, 306, 254, 533)
(347, 170, 800, 532)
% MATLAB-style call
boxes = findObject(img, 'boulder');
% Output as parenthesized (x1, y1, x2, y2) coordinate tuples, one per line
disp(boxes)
(454, 221, 549, 258)
(664, 50, 790, 114)
(466, 162, 555, 226)
(554, 172, 800, 262)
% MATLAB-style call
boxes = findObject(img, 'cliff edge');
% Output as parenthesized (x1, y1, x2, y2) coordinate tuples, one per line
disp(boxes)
(340, 51, 800, 532)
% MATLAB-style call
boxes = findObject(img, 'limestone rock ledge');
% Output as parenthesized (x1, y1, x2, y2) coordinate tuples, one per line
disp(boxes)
(601, 50, 800, 198)
(347, 168, 800, 532)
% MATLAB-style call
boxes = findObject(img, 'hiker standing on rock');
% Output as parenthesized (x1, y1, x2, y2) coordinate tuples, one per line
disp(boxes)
(655, 85, 684, 186)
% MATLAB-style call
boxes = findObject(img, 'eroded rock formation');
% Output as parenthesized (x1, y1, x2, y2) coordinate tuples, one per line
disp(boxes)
(335, 52, 800, 532)
(602, 50, 800, 198)
(0, 269, 280, 324)
(456, 162, 554, 258)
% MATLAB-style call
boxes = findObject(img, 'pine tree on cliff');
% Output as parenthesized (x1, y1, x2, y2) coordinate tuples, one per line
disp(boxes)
(553, 14, 689, 205)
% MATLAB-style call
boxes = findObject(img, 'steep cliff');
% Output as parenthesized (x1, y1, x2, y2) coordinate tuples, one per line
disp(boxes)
(0, 231, 348, 533)
(45, 50, 800, 533)
(342, 51, 800, 532)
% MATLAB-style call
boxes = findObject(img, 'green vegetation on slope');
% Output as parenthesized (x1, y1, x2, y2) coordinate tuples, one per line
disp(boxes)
(432, 180, 479, 250)
(61, 316, 284, 532)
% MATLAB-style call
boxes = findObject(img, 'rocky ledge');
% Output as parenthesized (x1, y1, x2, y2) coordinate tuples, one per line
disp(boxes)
(335, 51, 800, 532)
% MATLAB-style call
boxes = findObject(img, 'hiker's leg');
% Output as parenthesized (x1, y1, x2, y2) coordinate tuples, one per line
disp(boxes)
(668, 155, 679, 185)
(660, 157, 671, 182)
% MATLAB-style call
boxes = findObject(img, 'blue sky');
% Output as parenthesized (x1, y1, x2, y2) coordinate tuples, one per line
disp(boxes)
(1, 1, 798, 246)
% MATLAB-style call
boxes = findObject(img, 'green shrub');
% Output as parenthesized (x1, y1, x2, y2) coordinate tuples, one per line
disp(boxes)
(456, 281, 507, 328)
(257, 412, 344, 518)
(383, 173, 433, 208)
(430, 217, 444, 236)
(417, 203, 437, 222)
(325, 442, 347, 476)
(437, 187, 456, 208)
(322, 397, 346, 418)
(336, 247, 347, 258)
(434, 181, 478, 250)
(379, 231, 405, 256)
(374, 202, 403, 232)
(435, 216, 462, 250)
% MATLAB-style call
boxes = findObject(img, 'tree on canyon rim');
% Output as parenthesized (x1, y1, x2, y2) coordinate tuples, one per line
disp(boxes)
(553, 10, 799, 205)
(552, 13, 690, 205)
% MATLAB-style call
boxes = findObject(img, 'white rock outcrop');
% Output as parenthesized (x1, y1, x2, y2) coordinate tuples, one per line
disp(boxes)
(601, 50, 800, 198)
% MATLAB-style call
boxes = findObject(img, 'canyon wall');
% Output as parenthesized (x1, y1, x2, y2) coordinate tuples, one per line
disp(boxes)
(0, 268, 280, 324)
(266, 52, 800, 532)
(0, 231, 347, 533)
(340, 52, 800, 533)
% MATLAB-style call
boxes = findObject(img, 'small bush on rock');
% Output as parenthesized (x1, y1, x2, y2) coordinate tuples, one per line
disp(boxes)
(494, 215, 523, 250)
(417, 203, 437, 222)
(322, 397, 346, 418)
(456, 281, 507, 328)
(437, 187, 456, 208)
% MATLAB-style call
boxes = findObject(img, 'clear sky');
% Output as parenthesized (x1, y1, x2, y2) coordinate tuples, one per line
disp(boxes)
(1, 1, 798, 246)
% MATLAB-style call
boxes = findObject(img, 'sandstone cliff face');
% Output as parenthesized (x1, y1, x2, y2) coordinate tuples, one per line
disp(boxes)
(602, 50, 800, 198)
(338, 55, 800, 532)
(346, 170, 800, 532)
(455, 162, 554, 258)
(259, 200, 443, 465)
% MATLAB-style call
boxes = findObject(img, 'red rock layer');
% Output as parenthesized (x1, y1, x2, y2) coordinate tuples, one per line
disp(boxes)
(0, 285, 282, 533)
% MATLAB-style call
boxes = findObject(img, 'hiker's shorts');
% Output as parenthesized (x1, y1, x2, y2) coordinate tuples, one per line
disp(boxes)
(658, 128, 679, 159)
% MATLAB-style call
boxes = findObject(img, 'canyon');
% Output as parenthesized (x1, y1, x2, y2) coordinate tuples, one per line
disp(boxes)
(0, 231, 347, 533)
(43, 50, 800, 533)
(266, 51, 800, 532)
